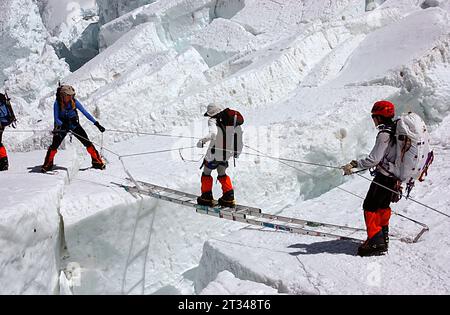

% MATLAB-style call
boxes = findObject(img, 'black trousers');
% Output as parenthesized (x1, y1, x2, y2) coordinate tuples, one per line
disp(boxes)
(363, 173, 397, 212)
(0, 126, 3, 146)
(50, 123, 93, 150)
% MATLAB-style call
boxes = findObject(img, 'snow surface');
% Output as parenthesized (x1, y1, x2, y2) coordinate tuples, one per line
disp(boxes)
(1, 0, 450, 295)
(199, 270, 279, 295)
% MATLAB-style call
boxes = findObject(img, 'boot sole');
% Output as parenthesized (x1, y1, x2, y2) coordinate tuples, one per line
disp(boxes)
(358, 251, 387, 257)
(218, 202, 236, 208)
(197, 198, 218, 207)
(358, 247, 388, 257)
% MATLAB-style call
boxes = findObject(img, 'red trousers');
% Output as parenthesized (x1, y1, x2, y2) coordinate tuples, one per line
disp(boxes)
(0, 145, 6, 159)
(364, 208, 391, 239)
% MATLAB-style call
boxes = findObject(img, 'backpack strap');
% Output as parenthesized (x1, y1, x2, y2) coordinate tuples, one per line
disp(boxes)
(374, 120, 398, 179)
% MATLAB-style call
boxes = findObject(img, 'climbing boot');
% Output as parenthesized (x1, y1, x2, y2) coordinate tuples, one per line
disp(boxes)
(41, 149, 57, 172)
(92, 160, 106, 170)
(0, 156, 8, 171)
(218, 190, 236, 208)
(87, 145, 106, 170)
(357, 230, 387, 257)
(197, 191, 216, 207)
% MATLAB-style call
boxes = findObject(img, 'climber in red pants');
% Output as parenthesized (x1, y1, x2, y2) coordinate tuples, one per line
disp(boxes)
(42, 85, 106, 172)
(342, 100, 401, 257)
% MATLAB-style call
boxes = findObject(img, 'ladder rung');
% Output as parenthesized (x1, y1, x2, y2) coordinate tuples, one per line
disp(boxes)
(124, 181, 364, 242)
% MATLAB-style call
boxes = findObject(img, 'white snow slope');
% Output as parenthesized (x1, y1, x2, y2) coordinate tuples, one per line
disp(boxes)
(1, 0, 449, 294)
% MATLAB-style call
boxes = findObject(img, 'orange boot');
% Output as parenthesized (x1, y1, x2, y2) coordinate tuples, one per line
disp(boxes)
(41, 149, 57, 172)
(197, 174, 215, 206)
(87, 145, 105, 170)
(218, 175, 235, 207)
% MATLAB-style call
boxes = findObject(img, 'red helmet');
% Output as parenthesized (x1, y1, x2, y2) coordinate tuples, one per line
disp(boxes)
(371, 100, 395, 118)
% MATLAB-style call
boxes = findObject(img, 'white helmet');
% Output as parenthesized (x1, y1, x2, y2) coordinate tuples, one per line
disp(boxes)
(204, 102, 224, 117)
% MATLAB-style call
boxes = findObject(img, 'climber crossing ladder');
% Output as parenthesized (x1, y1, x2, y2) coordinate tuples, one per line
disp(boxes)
(116, 179, 367, 242)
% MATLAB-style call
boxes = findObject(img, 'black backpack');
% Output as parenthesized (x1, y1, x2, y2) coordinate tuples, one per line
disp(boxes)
(217, 108, 244, 127)
(215, 108, 244, 162)
(0, 92, 16, 128)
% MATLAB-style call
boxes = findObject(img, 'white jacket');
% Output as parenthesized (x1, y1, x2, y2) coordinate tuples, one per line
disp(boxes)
(201, 118, 218, 162)
(357, 128, 396, 177)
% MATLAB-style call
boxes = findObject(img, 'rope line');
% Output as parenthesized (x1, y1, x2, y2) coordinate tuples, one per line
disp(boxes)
(106, 129, 201, 140)
(244, 145, 430, 231)
(356, 173, 449, 219)
(4, 127, 444, 221)
(233, 145, 444, 220)
(68, 130, 122, 157)
(119, 146, 198, 158)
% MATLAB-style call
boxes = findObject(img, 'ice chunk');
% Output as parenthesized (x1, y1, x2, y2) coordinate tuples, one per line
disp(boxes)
(190, 18, 257, 67)
(99, 0, 215, 50)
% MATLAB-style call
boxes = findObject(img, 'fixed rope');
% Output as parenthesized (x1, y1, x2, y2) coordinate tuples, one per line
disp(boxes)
(106, 129, 200, 140)
(239, 145, 445, 220)
(6, 127, 444, 221)
(245, 145, 430, 238)
(355, 173, 448, 219)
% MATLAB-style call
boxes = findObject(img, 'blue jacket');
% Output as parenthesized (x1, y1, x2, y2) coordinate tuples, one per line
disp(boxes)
(0, 101, 11, 126)
(54, 99, 97, 127)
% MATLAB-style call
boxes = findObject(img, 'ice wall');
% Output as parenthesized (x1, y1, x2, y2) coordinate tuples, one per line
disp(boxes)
(0, 150, 78, 294)
(0, 0, 48, 83)
(97, 0, 156, 24)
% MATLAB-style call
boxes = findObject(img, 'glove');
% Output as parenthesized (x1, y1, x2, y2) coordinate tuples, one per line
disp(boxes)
(391, 180, 403, 203)
(197, 139, 205, 148)
(342, 160, 358, 176)
(95, 121, 106, 133)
